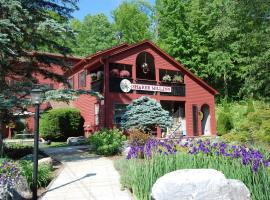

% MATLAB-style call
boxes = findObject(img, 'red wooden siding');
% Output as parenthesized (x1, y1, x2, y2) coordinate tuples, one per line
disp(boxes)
(9, 41, 217, 138)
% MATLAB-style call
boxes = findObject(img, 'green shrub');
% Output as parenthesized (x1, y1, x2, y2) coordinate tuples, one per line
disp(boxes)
(245, 99, 255, 115)
(40, 108, 84, 141)
(4, 144, 33, 159)
(89, 128, 126, 156)
(19, 160, 53, 189)
(217, 112, 234, 135)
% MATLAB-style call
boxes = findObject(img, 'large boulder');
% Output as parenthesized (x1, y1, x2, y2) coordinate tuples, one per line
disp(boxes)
(67, 136, 86, 146)
(38, 157, 53, 167)
(151, 169, 250, 200)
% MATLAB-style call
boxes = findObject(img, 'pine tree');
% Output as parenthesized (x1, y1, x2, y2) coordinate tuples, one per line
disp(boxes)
(0, 0, 78, 156)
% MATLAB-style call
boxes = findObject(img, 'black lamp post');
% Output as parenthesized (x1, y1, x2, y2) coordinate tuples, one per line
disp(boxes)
(30, 88, 43, 200)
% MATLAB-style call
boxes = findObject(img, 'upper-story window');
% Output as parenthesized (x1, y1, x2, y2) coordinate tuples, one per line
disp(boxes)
(68, 77, 74, 89)
(136, 52, 155, 80)
(78, 70, 86, 88)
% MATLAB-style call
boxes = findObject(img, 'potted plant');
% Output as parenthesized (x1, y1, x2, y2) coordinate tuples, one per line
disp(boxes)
(162, 74, 171, 83)
(172, 74, 183, 83)
(97, 71, 104, 80)
(90, 73, 97, 82)
(110, 69, 120, 77)
(120, 70, 131, 78)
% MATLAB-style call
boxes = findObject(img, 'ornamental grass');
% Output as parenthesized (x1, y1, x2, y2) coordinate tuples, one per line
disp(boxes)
(115, 139, 270, 200)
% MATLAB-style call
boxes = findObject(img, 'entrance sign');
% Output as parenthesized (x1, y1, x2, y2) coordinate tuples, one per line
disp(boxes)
(120, 79, 171, 93)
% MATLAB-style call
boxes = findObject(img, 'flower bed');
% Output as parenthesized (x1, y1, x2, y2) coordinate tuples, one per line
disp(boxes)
(115, 138, 270, 200)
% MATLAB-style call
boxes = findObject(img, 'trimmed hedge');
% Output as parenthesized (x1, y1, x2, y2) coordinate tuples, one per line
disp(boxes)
(40, 108, 84, 141)
(4, 144, 33, 159)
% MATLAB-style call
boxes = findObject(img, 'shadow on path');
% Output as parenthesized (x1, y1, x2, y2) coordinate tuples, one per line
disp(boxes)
(44, 173, 96, 193)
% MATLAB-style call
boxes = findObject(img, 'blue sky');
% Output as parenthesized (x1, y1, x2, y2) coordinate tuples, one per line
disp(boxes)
(73, 0, 155, 21)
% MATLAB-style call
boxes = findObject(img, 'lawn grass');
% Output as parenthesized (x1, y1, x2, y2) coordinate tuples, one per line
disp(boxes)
(40, 142, 68, 148)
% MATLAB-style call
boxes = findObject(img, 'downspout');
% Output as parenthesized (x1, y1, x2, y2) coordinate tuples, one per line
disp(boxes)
(100, 56, 109, 128)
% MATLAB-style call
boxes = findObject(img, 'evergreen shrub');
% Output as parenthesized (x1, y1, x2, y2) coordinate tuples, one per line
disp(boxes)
(89, 128, 126, 156)
(217, 112, 234, 135)
(40, 108, 84, 141)
(121, 96, 172, 132)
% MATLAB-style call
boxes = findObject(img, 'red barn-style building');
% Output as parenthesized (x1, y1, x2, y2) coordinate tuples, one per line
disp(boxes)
(67, 40, 218, 137)
(5, 40, 218, 138)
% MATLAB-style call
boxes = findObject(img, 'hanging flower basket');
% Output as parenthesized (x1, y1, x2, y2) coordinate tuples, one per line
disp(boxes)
(120, 70, 131, 78)
(162, 74, 171, 83)
(172, 74, 183, 83)
(97, 71, 104, 80)
(110, 69, 120, 77)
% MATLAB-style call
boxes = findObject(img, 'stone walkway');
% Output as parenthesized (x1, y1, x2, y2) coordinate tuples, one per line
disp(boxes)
(41, 146, 132, 200)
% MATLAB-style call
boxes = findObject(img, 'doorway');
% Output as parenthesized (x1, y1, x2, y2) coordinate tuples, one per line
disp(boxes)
(201, 104, 211, 135)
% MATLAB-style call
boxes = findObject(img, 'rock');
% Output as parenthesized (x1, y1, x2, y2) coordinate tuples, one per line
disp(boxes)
(151, 169, 250, 200)
(67, 136, 86, 146)
(227, 179, 250, 200)
(38, 157, 53, 167)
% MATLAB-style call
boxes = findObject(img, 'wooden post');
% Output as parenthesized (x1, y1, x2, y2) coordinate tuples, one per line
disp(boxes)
(157, 126, 162, 138)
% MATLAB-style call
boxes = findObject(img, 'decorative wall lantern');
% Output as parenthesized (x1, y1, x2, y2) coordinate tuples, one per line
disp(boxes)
(141, 52, 150, 74)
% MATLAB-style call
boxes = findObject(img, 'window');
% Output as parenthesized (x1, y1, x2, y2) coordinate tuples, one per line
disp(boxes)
(114, 104, 128, 124)
(136, 52, 155, 80)
(78, 70, 86, 88)
(95, 103, 100, 126)
(68, 77, 74, 89)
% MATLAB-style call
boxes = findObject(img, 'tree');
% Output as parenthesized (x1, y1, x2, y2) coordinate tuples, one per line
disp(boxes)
(156, 0, 270, 100)
(121, 96, 172, 132)
(0, 0, 78, 156)
(68, 14, 117, 56)
(112, 0, 153, 44)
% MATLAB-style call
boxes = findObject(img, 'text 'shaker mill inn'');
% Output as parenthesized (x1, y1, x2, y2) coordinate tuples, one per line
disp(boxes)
(4, 40, 219, 138)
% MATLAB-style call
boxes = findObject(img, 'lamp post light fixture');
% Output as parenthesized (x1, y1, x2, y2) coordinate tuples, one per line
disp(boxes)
(30, 88, 43, 200)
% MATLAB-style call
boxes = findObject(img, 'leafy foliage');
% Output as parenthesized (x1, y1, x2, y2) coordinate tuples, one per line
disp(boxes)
(128, 129, 150, 146)
(245, 99, 255, 115)
(217, 101, 270, 144)
(112, 0, 153, 44)
(40, 108, 84, 141)
(89, 128, 126, 156)
(217, 105, 234, 136)
(19, 160, 52, 189)
(68, 14, 117, 56)
(44, 89, 103, 103)
(156, 0, 270, 100)
(3, 144, 33, 159)
(121, 96, 172, 132)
